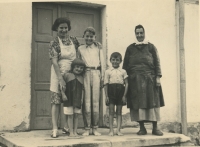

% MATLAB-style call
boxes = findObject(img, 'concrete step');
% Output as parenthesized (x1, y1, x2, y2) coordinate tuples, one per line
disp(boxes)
(0, 128, 193, 147)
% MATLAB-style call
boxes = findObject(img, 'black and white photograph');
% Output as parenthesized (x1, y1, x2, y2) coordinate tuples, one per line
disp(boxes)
(0, 0, 199, 146)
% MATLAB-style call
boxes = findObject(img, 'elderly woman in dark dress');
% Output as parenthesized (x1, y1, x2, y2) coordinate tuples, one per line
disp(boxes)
(123, 25, 165, 136)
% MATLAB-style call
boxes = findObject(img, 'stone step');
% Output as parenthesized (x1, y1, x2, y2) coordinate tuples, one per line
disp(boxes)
(0, 128, 193, 147)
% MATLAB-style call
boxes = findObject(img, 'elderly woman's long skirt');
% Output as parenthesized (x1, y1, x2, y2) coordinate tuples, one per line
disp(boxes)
(130, 108, 160, 121)
(128, 74, 164, 122)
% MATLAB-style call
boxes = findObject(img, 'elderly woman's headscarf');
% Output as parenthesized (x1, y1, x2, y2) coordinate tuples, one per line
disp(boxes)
(133, 24, 149, 45)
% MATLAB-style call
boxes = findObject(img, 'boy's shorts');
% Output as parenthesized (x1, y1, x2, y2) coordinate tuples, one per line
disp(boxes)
(63, 107, 81, 115)
(107, 84, 125, 106)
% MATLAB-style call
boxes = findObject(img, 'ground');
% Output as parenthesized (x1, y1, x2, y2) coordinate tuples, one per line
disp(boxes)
(0, 128, 193, 147)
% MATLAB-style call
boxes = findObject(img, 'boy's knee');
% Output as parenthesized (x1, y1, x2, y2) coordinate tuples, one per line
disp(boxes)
(116, 109, 122, 115)
(68, 115, 73, 118)
(109, 109, 114, 115)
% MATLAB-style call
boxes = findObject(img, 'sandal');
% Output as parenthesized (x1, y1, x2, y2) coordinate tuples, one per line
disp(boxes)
(62, 128, 70, 135)
(62, 128, 81, 135)
(51, 129, 58, 138)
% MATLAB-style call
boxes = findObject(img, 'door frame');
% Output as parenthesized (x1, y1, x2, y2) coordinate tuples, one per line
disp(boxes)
(31, 2, 107, 129)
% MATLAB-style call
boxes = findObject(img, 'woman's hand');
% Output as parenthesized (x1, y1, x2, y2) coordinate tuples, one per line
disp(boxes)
(156, 77, 161, 86)
(60, 84, 67, 101)
(62, 93, 68, 101)
(58, 77, 66, 89)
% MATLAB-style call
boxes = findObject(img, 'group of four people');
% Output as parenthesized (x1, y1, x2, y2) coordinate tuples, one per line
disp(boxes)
(49, 17, 165, 138)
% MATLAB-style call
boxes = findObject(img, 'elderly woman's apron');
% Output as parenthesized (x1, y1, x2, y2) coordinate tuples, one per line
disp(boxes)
(50, 37, 76, 93)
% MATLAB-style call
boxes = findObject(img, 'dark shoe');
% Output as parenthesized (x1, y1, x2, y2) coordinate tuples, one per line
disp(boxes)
(137, 129, 147, 135)
(152, 129, 163, 136)
(62, 128, 70, 135)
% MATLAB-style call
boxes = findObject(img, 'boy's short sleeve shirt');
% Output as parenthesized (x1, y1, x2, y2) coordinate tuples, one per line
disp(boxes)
(104, 67, 128, 85)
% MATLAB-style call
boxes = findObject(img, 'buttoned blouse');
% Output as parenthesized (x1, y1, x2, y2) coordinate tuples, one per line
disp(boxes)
(104, 67, 128, 85)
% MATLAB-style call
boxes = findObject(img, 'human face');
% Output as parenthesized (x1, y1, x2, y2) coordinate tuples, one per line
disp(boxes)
(110, 57, 121, 68)
(135, 28, 145, 42)
(84, 31, 96, 45)
(57, 23, 69, 38)
(73, 65, 84, 75)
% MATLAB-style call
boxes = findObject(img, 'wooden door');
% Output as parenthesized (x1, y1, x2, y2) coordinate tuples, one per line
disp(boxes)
(31, 3, 57, 129)
(31, 2, 102, 129)
(61, 5, 101, 44)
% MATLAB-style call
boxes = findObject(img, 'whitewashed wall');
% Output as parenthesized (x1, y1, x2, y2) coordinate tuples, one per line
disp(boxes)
(99, 0, 179, 122)
(0, 0, 198, 130)
(184, 3, 199, 122)
(0, 3, 32, 130)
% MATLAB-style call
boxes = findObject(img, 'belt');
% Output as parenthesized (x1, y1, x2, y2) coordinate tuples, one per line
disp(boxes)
(86, 66, 101, 70)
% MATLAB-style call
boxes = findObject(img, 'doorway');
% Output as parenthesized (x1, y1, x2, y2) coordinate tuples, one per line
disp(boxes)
(31, 2, 103, 129)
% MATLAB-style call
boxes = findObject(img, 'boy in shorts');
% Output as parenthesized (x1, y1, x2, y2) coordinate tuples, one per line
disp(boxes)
(104, 52, 128, 136)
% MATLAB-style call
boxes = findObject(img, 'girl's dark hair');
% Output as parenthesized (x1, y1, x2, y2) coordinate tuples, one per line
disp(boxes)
(135, 24, 145, 33)
(83, 27, 96, 36)
(110, 52, 122, 62)
(52, 17, 71, 31)
(71, 58, 86, 75)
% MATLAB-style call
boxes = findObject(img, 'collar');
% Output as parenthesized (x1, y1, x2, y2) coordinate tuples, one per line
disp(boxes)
(86, 43, 94, 48)
(134, 38, 149, 46)
(110, 67, 121, 71)
(64, 73, 83, 84)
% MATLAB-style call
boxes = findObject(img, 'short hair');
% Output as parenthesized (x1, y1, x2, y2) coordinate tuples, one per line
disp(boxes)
(110, 52, 122, 62)
(52, 17, 71, 31)
(71, 58, 86, 75)
(135, 24, 145, 34)
(83, 27, 96, 35)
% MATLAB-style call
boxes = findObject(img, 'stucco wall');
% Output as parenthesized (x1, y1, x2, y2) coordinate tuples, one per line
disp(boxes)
(0, 0, 198, 131)
(184, 3, 199, 122)
(101, 0, 179, 122)
(0, 3, 32, 130)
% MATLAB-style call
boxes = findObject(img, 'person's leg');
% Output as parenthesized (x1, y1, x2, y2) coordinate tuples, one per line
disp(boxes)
(152, 121, 163, 136)
(51, 92, 62, 137)
(73, 113, 79, 136)
(139, 121, 145, 130)
(68, 114, 74, 137)
(152, 121, 158, 130)
(62, 104, 69, 134)
(52, 104, 60, 130)
(116, 105, 123, 136)
(108, 104, 115, 136)
(91, 70, 101, 136)
(52, 104, 60, 137)
(82, 71, 91, 136)
(62, 115, 69, 133)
